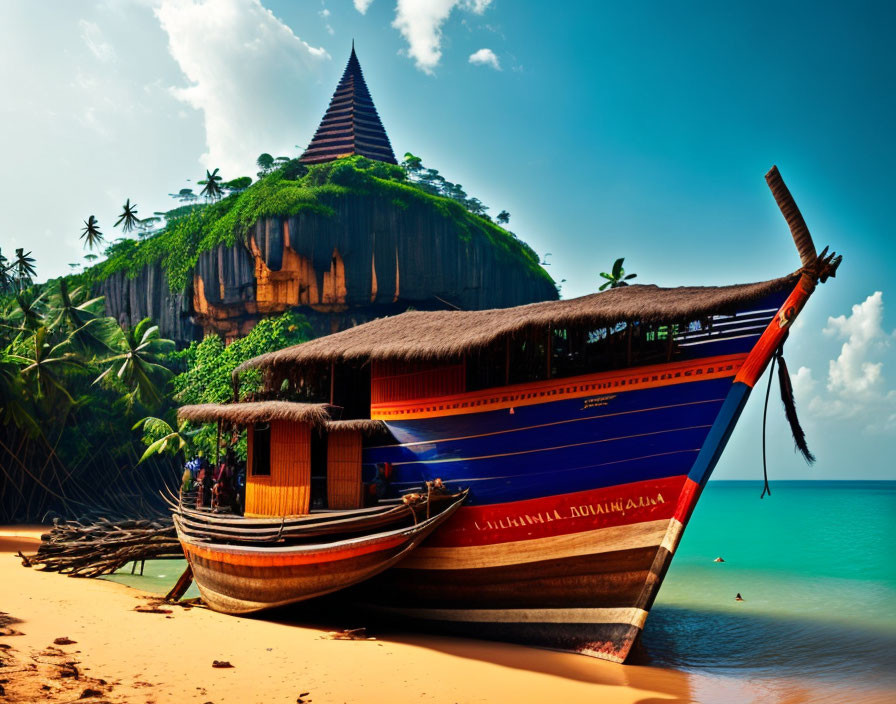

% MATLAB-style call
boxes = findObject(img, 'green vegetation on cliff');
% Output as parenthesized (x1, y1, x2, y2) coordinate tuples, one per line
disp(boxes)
(81, 156, 553, 293)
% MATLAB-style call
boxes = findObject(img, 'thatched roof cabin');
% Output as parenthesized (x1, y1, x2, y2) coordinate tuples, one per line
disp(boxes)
(235, 272, 800, 372)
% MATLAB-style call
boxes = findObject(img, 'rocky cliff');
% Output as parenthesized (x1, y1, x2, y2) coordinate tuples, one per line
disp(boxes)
(89, 157, 557, 344)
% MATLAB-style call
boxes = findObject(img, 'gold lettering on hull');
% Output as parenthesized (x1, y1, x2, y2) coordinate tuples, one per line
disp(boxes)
(582, 394, 617, 410)
(472, 493, 665, 532)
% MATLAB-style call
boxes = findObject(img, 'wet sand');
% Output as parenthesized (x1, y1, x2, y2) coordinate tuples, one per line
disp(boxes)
(0, 527, 887, 703)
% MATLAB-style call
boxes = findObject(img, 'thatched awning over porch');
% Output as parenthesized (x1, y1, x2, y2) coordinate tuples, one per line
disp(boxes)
(177, 401, 334, 427)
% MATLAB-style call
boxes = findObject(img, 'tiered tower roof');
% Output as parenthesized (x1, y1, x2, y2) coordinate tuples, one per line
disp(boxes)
(300, 45, 397, 165)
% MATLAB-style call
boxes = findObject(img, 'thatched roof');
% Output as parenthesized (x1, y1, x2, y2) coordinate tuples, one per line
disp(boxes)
(325, 419, 389, 435)
(236, 273, 799, 372)
(177, 402, 333, 427)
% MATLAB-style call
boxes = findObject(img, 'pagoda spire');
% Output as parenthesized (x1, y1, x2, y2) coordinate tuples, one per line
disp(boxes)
(299, 45, 397, 165)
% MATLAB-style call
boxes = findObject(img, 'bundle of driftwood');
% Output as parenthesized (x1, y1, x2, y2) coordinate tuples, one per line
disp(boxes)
(19, 516, 183, 578)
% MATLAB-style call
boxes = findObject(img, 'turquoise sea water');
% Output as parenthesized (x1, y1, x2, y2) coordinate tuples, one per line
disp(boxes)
(646, 480, 896, 699)
(107, 480, 896, 701)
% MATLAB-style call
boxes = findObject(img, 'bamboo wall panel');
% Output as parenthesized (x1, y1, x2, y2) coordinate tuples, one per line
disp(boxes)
(327, 430, 363, 510)
(246, 421, 311, 517)
(371, 360, 465, 404)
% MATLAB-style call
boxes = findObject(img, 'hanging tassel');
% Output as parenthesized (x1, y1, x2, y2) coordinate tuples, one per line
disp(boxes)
(760, 355, 777, 499)
(776, 349, 816, 465)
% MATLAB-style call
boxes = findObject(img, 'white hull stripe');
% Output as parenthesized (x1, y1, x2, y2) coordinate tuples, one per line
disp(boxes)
(659, 518, 684, 554)
(678, 332, 762, 347)
(371, 605, 650, 629)
(400, 518, 682, 570)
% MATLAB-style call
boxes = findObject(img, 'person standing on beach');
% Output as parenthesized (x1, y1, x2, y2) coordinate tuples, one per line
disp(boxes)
(196, 459, 213, 509)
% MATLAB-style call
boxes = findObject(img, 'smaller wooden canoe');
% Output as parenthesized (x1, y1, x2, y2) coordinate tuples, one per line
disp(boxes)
(171, 493, 456, 544)
(175, 492, 467, 614)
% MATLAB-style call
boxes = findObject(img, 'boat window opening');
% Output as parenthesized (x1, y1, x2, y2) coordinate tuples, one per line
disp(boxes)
(307, 316, 707, 406)
(276, 362, 331, 404)
(465, 343, 506, 392)
(629, 321, 682, 366)
(332, 362, 372, 419)
(508, 328, 549, 385)
(251, 422, 271, 477)
(310, 430, 328, 509)
(465, 318, 701, 394)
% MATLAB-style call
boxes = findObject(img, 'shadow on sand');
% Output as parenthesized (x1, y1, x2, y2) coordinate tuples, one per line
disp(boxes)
(260, 597, 896, 698)
(263, 596, 695, 703)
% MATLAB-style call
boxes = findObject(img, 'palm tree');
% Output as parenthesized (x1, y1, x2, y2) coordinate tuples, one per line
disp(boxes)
(0, 346, 40, 435)
(114, 199, 140, 234)
(9, 326, 85, 406)
(199, 168, 223, 201)
(133, 414, 196, 464)
(95, 317, 174, 408)
(6, 290, 45, 334)
(599, 258, 637, 291)
(80, 215, 104, 250)
(13, 249, 36, 291)
(47, 279, 108, 350)
(0, 248, 12, 294)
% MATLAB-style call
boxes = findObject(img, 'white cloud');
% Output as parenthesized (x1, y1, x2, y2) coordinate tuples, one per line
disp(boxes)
(79, 19, 116, 62)
(392, 0, 493, 74)
(797, 291, 896, 433)
(791, 365, 816, 400)
(824, 291, 888, 396)
(154, 0, 329, 175)
(465, 0, 492, 12)
(354, 0, 374, 13)
(469, 47, 500, 70)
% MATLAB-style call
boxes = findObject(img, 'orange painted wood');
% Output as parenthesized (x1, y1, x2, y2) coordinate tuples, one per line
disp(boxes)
(371, 353, 747, 420)
(327, 430, 363, 510)
(183, 532, 409, 567)
(245, 420, 311, 517)
(371, 360, 466, 404)
(734, 279, 812, 388)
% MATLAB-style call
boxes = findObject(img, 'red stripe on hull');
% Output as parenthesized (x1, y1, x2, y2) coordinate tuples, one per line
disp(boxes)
(426, 475, 686, 548)
(673, 477, 701, 523)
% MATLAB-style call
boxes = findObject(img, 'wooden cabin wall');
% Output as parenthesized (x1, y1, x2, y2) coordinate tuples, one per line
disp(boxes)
(245, 421, 311, 517)
(371, 360, 465, 404)
(326, 430, 363, 510)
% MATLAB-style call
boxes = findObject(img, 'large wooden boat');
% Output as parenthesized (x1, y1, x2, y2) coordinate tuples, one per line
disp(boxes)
(202, 167, 839, 661)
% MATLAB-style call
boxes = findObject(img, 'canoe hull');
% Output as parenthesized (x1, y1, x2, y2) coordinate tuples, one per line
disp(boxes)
(182, 533, 417, 614)
(177, 495, 465, 614)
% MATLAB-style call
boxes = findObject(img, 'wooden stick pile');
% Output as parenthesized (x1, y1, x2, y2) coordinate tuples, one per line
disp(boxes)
(20, 516, 183, 578)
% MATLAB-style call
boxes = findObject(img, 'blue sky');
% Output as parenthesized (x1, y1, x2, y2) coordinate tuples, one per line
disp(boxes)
(1, 1, 893, 480)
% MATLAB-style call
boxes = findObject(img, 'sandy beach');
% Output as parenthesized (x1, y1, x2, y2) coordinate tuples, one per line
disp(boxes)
(1, 526, 889, 704)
